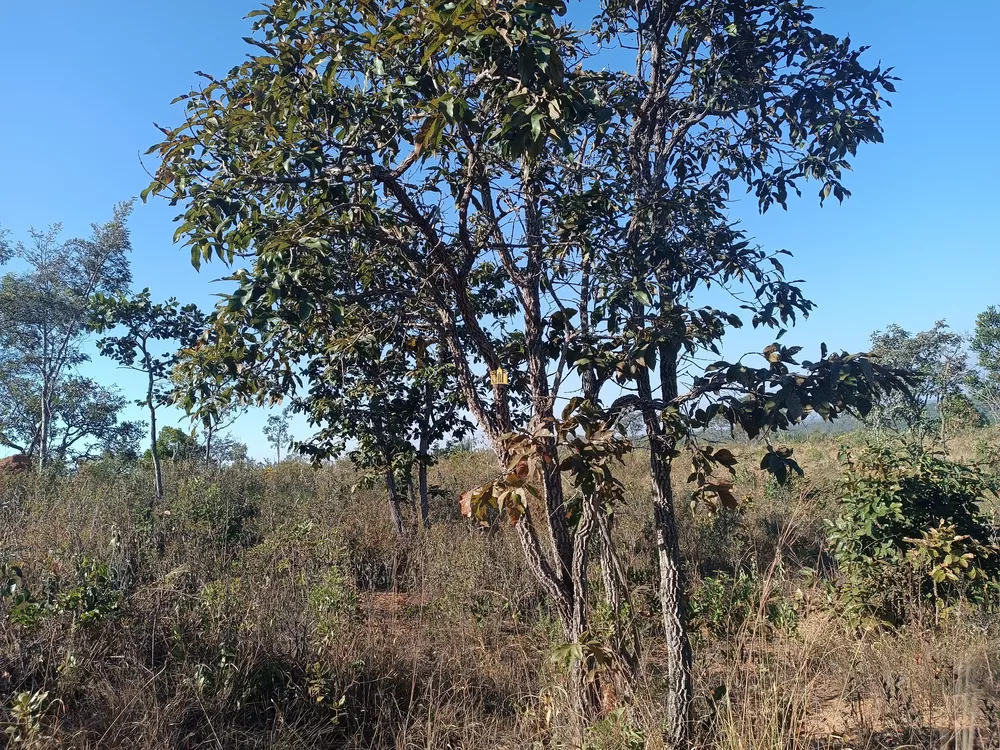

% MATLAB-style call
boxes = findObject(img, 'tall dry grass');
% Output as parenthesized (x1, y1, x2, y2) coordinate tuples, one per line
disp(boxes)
(0, 428, 998, 748)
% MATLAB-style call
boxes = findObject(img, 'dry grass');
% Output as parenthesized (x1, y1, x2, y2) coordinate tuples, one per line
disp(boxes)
(1, 429, 999, 748)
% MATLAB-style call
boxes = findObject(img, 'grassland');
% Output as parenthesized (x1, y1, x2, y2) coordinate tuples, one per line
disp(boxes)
(2, 428, 999, 749)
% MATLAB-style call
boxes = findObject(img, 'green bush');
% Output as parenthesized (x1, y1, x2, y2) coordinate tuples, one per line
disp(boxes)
(687, 570, 797, 638)
(828, 442, 1000, 624)
(1, 555, 123, 628)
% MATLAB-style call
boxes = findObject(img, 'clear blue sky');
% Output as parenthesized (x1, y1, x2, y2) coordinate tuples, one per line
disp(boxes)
(1, 1, 997, 458)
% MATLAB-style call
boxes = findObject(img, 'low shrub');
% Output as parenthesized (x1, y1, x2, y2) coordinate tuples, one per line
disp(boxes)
(828, 441, 1000, 624)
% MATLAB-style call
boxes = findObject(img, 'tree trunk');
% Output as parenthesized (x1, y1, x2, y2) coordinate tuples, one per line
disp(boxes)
(418, 458, 430, 529)
(418, 380, 432, 529)
(38, 380, 51, 470)
(385, 468, 406, 537)
(597, 506, 640, 688)
(149, 404, 163, 503)
(147, 367, 164, 504)
(569, 496, 603, 722)
(204, 424, 214, 463)
(638, 358, 693, 749)
(648, 441, 693, 748)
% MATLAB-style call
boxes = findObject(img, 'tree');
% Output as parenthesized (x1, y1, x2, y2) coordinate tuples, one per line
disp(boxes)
(968, 306, 1000, 423)
(209, 433, 250, 464)
(263, 407, 292, 463)
(90, 289, 205, 502)
(150, 425, 202, 461)
(147, 0, 908, 738)
(0, 205, 133, 466)
(0, 373, 141, 462)
(869, 321, 968, 437)
(280, 295, 471, 533)
(171, 331, 248, 462)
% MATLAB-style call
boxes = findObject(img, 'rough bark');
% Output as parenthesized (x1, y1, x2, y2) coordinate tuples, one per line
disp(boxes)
(638, 359, 693, 748)
(597, 506, 641, 687)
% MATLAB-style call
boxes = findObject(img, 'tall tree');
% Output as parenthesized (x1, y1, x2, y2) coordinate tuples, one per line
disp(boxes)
(146, 0, 908, 736)
(90, 289, 205, 502)
(0, 204, 133, 466)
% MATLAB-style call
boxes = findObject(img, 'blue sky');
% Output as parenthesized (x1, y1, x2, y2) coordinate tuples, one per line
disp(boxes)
(1, 1, 997, 459)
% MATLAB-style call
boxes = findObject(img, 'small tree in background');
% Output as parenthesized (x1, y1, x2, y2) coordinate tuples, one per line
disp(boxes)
(868, 321, 968, 437)
(91, 289, 205, 503)
(152, 425, 202, 461)
(263, 408, 292, 463)
(171, 330, 248, 463)
(291, 304, 471, 534)
(0, 373, 142, 462)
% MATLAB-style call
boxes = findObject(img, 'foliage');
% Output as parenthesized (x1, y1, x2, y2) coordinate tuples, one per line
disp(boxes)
(3, 689, 57, 745)
(970, 306, 1000, 374)
(150, 425, 202, 461)
(166, 471, 261, 549)
(828, 442, 1000, 624)
(1, 556, 124, 629)
(968, 305, 1000, 423)
(0, 373, 141, 462)
(940, 392, 986, 433)
(687, 571, 797, 639)
(91, 289, 205, 381)
(461, 397, 631, 527)
(171, 330, 248, 461)
(0, 205, 133, 465)
(867, 321, 968, 434)
(91, 288, 205, 498)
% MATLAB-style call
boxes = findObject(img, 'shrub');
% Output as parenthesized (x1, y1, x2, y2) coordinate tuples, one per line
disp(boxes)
(941, 392, 987, 433)
(687, 571, 797, 639)
(1, 555, 123, 628)
(828, 442, 1000, 624)
(167, 467, 262, 550)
